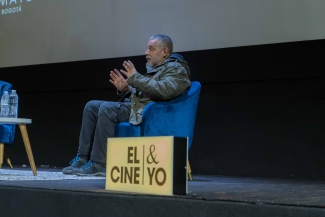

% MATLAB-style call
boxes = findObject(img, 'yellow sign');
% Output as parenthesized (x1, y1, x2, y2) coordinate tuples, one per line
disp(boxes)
(105, 136, 187, 195)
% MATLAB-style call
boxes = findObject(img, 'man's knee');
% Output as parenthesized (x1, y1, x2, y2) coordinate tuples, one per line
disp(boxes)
(98, 102, 119, 117)
(84, 100, 100, 110)
(82, 100, 103, 118)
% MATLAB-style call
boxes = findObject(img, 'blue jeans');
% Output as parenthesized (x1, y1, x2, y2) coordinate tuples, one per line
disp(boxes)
(78, 100, 131, 164)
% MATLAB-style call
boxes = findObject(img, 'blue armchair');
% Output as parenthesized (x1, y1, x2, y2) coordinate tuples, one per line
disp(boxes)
(0, 80, 15, 169)
(114, 81, 201, 180)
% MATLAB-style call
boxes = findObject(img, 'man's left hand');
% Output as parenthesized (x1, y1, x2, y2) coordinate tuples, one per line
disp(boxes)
(120, 60, 137, 77)
(109, 69, 128, 92)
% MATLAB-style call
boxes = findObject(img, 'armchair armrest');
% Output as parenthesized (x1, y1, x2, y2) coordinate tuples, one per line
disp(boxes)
(0, 80, 12, 95)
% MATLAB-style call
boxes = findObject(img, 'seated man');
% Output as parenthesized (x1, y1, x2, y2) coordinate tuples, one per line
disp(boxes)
(62, 34, 191, 176)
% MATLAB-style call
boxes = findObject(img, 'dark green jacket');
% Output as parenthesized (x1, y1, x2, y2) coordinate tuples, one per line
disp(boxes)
(126, 55, 191, 125)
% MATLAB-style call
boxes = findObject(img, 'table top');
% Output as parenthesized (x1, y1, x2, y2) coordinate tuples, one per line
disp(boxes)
(0, 118, 32, 124)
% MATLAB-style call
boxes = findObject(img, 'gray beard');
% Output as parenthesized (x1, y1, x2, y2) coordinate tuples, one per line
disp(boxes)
(146, 64, 153, 72)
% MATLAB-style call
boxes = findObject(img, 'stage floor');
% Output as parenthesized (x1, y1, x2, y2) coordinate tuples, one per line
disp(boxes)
(2, 167, 325, 217)
(1, 167, 325, 209)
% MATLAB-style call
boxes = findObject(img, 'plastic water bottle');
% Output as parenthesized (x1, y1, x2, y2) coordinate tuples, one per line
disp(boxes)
(1, 91, 10, 117)
(9, 90, 18, 118)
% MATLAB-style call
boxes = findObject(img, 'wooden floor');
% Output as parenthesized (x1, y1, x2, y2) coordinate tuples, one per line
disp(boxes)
(1, 167, 325, 208)
(189, 175, 325, 208)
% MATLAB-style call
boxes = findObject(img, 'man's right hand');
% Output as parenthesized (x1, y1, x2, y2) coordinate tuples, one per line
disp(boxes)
(109, 69, 128, 92)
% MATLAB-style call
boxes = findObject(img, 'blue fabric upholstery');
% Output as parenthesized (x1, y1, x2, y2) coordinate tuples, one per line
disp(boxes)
(114, 122, 141, 137)
(0, 81, 16, 145)
(114, 81, 201, 149)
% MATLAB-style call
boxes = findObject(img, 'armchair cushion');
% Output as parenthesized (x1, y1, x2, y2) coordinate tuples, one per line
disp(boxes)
(114, 122, 141, 137)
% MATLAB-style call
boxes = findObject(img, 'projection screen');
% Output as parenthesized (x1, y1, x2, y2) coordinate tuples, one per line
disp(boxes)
(1, 0, 325, 68)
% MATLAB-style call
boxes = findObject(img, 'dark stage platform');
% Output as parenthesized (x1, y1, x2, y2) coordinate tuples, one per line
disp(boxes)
(1, 168, 325, 217)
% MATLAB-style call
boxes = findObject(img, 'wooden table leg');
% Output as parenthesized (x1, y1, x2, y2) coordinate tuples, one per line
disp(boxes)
(4, 151, 14, 169)
(19, 124, 37, 176)
(0, 143, 4, 169)
(188, 160, 193, 181)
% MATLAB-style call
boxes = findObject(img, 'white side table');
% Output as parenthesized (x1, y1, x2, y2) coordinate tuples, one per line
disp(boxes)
(0, 118, 37, 176)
